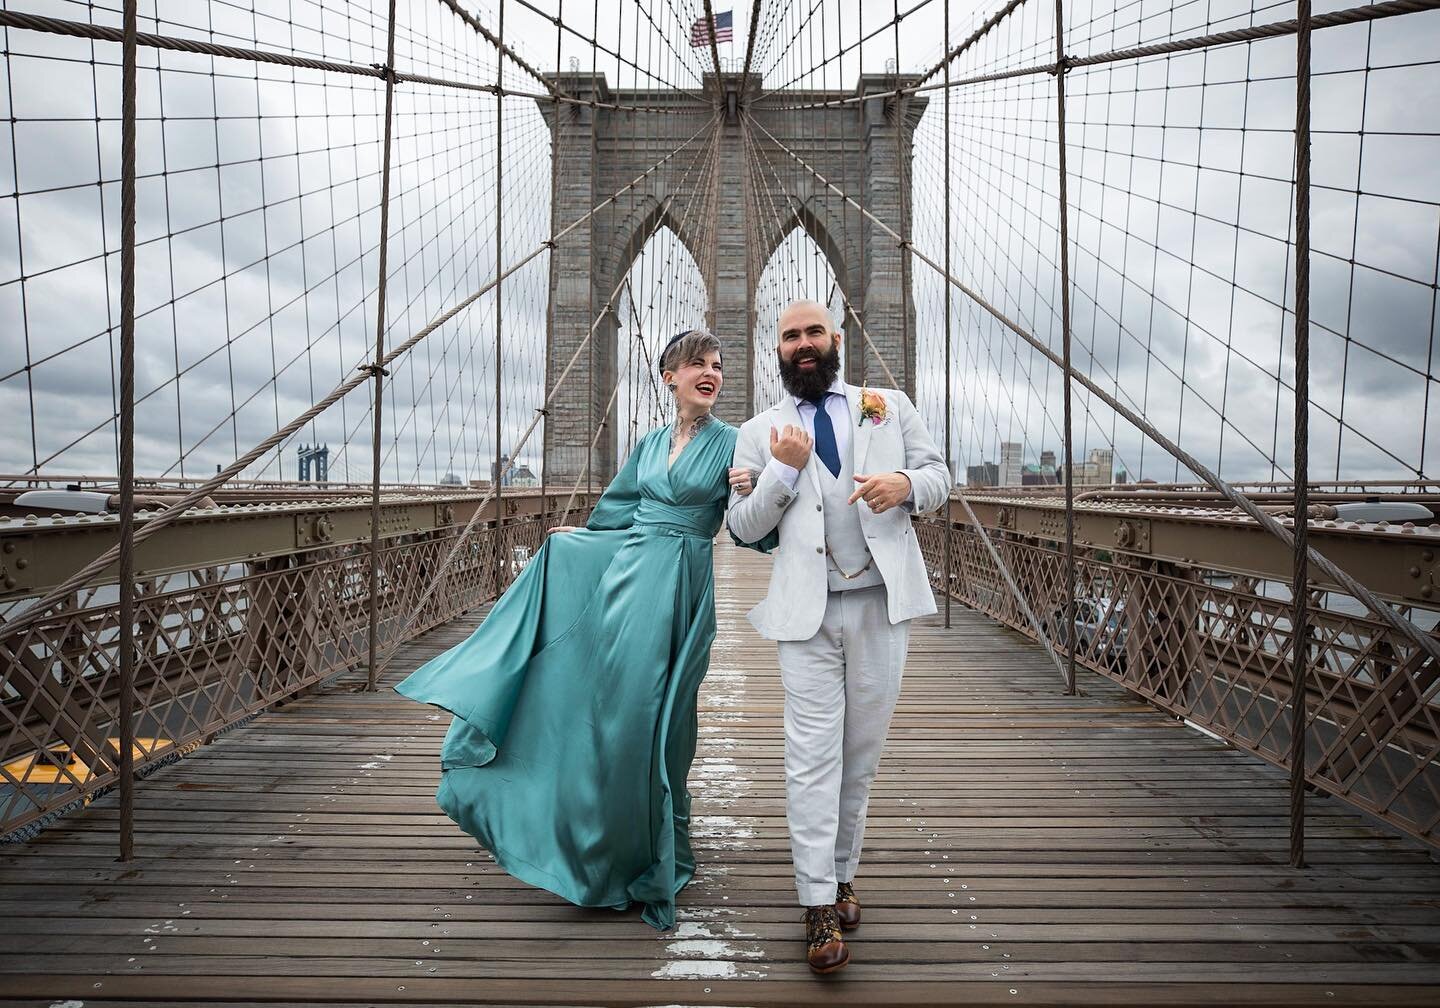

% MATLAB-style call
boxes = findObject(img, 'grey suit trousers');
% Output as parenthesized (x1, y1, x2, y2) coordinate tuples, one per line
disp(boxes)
(776, 584, 910, 907)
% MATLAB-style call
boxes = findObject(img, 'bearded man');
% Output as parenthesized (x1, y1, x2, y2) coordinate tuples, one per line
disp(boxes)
(727, 299, 950, 973)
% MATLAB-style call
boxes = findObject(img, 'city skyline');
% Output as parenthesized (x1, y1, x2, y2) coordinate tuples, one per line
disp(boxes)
(967, 441, 1123, 489)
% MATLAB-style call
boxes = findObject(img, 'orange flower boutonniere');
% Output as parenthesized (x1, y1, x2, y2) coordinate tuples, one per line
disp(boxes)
(858, 388, 889, 427)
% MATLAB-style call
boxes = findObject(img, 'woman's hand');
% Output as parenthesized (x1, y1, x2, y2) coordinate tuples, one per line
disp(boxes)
(728, 466, 756, 497)
(547, 525, 580, 535)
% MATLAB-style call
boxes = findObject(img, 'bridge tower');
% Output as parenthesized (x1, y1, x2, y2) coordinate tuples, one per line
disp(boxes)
(538, 73, 926, 484)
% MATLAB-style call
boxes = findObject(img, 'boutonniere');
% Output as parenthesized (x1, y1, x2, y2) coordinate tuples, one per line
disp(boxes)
(858, 388, 889, 427)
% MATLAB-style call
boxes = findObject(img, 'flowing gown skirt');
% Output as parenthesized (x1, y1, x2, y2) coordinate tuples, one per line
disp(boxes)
(394, 522, 717, 930)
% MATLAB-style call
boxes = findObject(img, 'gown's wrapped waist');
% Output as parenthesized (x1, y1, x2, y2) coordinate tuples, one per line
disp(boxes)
(631, 498, 720, 539)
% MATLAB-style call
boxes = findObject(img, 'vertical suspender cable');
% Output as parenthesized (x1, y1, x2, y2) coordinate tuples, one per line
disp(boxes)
(892, 0, 910, 398)
(541, 0, 562, 519)
(1289, 0, 1314, 870)
(587, 0, 599, 493)
(493, 0, 507, 592)
(116, 0, 139, 862)
(364, 0, 399, 692)
(1053, 0, 1079, 696)
(859, 8, 868, 387)
(615, 0, 630, 445)
(942, 0, 953, 630)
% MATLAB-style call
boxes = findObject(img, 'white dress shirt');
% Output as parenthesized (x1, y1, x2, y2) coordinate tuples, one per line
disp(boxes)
(764, 379, 915, 506)
(765, 378, 850, 487)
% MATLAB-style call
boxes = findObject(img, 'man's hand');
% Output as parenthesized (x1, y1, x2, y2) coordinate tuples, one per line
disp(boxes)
(770, 424, 813, 469)
(848, 472, 911, 514)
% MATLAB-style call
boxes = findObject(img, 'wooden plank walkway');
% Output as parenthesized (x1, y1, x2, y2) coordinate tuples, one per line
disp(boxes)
(1, 544, 1438, 1006)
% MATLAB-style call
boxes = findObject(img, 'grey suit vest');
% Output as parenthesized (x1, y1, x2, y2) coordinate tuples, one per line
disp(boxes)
(821, 437, 885, 592)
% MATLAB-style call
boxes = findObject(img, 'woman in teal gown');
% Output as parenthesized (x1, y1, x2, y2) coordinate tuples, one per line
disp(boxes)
(395, 330, 762, 931)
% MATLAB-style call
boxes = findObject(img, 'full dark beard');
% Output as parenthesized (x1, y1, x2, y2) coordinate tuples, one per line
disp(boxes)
(777, 342, 842, 400)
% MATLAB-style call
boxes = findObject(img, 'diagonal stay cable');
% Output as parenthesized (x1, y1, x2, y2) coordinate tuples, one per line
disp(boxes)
(701, 0, 724, 84)
(554, 341, 640, 529)
(434, 0, 572, 101)
(916, 0, 1029, 88)
(745, 112, 1440, 667)
(903, 100, 1414, 482)
(0, 114, 721, 641)
(738, 0, 764, 82)
(619, 275, 668, 421)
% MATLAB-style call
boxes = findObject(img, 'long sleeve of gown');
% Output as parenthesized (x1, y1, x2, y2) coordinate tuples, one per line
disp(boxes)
(585, 434, 646, 531)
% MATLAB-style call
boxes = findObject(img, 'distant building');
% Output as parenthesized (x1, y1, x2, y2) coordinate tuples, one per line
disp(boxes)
(998, 441, 1023, 487)
(1040, 450, 1056, 471)
(496, 454, 539, 488)
(439, 471, 463, 486)
(509, 464, 539, 488)
(966, 461, 999, 488)
(1064, 448, 1116, 486)
(1089, 448, 1114, 484)
(1020, 463, 1058, 486)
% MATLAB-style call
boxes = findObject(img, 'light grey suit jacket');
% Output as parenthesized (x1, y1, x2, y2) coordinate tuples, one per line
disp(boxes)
(726, 383, 951, 641)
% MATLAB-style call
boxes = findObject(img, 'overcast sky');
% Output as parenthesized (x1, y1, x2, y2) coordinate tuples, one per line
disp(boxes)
(1, 0, 1436, 485)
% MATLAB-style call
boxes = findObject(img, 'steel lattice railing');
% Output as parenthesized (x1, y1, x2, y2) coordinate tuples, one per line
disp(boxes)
(0, 494, 593, 842)
(916, 512, 1440, 849)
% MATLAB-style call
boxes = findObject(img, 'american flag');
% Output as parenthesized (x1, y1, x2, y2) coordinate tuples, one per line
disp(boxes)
(689, 10, 733, 47)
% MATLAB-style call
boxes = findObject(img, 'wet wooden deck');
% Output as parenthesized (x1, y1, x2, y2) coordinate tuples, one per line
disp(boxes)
(1, 544, 1438, 1006)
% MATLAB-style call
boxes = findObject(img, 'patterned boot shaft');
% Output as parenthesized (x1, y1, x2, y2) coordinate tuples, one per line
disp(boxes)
(835, 881, 861, 930)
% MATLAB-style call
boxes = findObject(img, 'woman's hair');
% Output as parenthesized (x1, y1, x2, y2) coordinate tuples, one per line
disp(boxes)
(659, 329, 722, 381)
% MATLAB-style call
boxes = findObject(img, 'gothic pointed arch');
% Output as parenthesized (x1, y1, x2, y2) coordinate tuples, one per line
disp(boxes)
(597, 194, 708, 305)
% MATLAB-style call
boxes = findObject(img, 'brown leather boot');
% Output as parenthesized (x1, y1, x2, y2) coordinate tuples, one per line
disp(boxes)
(834, 881, 861, 930)
(803, 905, 849, 973)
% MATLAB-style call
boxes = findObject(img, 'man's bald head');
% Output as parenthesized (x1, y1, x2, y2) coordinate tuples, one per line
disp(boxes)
(777, 299, 837, 345)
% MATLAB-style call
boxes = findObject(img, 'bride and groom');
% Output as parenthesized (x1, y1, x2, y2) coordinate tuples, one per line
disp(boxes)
(396, 298, 949, 973)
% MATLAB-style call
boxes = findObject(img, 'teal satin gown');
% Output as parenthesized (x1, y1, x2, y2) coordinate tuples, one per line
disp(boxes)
(395, 418, 740, 930)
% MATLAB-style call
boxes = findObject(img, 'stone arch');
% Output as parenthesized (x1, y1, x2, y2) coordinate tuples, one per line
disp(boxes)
(597, 194, 708, 306)
(758, 197, 850, 292)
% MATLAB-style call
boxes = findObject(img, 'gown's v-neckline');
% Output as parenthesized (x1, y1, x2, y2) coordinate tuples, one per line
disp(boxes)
(666, 418, 709, 473)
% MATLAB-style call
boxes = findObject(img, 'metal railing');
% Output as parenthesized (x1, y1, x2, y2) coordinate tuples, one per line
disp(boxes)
(0, 490, 594, 842)
(918, 496, 1440, 850)
(7, 481, 1436, 851)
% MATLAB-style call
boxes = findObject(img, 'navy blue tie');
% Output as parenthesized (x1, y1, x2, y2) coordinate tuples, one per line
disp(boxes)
(806, 395, 841, 478)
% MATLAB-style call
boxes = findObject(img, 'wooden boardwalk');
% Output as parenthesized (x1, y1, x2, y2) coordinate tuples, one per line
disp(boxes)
(1, 544, 1438, 1006)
